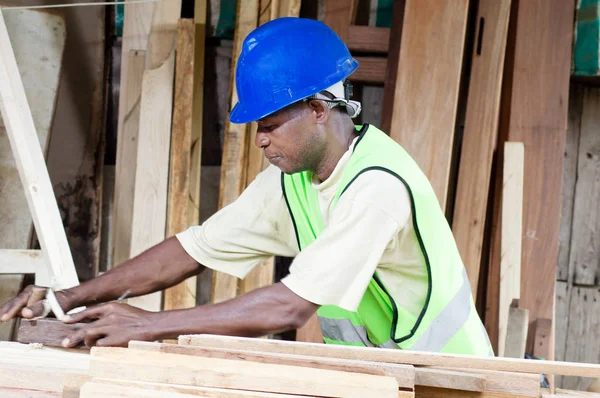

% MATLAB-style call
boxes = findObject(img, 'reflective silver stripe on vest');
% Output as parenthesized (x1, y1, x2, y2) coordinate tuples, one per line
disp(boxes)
(318, 317, 376, 347)
(409, 269, 473, 352)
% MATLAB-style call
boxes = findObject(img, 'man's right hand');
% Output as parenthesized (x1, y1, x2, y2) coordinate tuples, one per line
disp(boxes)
(0, 285, 73, 322)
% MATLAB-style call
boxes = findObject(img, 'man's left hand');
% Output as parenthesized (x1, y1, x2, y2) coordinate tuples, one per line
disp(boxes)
(61, 302, 159, 348)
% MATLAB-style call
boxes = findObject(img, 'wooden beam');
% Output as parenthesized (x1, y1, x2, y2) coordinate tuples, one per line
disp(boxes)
(323, 0, 359, 42)
(381, 0, 405, 133)
(415, 368, 485, 392)
(89, 347, 400, 398)
(498, 142, 524, 357)
(351, 56, 387, 84)
(0, 8, 78, 290)
(212, 0, 260, 304)
(164, 19, 197, 313)
(179, 334, 600, 378)
(16, 318, 88, 349)
(383, 0, 469, 209)
(414, 386, 530, 398)
(504, 305, 529, 359)
(128, 340, 415, 389)
(451, 0, 511, 294)
(486, 0, 573, 359)
(347, 25, 390, 53)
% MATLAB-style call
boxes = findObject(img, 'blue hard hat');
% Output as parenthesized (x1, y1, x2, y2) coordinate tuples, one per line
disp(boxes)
(229, 17, 359, 124)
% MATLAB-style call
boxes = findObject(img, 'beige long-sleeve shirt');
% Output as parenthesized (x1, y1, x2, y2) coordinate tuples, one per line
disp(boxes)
(176, 137, 428, 316)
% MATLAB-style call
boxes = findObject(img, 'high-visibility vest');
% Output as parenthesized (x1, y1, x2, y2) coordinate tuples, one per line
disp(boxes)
(281, 124, 494, 355)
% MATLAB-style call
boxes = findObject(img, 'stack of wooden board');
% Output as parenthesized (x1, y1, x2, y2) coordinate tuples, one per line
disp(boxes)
(1, 334, 591, 398)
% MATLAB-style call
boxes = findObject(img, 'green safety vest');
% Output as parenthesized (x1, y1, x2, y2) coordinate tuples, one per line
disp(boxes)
(281, 124, 494, 355)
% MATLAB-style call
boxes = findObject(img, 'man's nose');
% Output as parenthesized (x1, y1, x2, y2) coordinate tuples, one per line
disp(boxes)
(255, 131, 269, 148)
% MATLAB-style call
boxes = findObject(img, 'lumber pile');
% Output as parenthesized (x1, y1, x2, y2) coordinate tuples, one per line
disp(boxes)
(0, 335, 595, 397)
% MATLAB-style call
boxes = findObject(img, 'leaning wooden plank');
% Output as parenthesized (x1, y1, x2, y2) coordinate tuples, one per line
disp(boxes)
(385, 0, 469, 208)
(0, 8, 78, 290)
(84, 379, 315, 397)
(164, 19, 197, 313)
(179, 334, 600, 378)
(504, 305, 529, 359)
(486, 0, 573, 358)
(381, 0, 405, 133)
(323, 0, 359, 42)
(212, 0, 259, 304)
(451, 0, 511, 294)
(0, 8, 66, 339)
(568, 88, 600, 286)
(125, 52, 175, 312)
(563, 286, 600, 391)
(498, 142, 524, 357)
(112, 50, 146, 267)
(128, 340, 415, 389)
(89, 347, 399, 398)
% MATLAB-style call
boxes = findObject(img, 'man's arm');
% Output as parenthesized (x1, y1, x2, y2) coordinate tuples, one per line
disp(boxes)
(0, 236, 202, 320)
(62, 282, 318, 347)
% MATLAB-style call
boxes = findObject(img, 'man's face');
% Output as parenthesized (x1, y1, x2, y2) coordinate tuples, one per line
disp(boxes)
(255, 102, 326, 174)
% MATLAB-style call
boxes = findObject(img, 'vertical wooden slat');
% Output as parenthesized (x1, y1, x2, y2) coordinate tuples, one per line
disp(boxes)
(323, 0, 359, 42)
(212, 0, 260, 304)
(498, 141, 524, 357)
(384, 0, 469, 209)
(485, 0, 573, 358)
(164, 20, 197, 313)
(569, 88, 600, 287)
(451, 0, 511, 295)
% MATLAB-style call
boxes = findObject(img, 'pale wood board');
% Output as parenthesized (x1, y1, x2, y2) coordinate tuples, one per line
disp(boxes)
(0, 387, 60, 398)
(386, 0, 469, 208)
(563, 286, 600, 391)
(504, 306, 528, 359)
(84, 378, 316, 397)
(179, 334, 600, 378)
(0, 8, 78, 290)
(486, 0, 573, 358)
(212, 0, 259, 304)
(111, 50, 146, 268)
(125, 52, 175, 311)
(542, 389, 600, 397)
(569, 88, 600, 286)
(112, 0, 154, 269)
(89, 347, 399, 398)
(557, 84, 583, 281)
(498, 142, 524, 357)
(414, 386, 530, 398)
(128, 340, 416, 389)
(451, 0, 511, 294)
(414, 367, 485, 392)
(164, 19, 197, 312)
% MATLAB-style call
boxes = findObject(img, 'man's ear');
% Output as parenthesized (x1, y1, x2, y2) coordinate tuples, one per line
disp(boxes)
(307, 99, 330, 124)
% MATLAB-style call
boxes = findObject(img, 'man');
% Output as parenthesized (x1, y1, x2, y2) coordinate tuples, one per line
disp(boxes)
(0, 17, 493, 355)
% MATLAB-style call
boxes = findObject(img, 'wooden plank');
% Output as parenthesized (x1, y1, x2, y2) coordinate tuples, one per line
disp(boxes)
(179, 334, 600, 378)
(563, 286, 600, 391)
(112, 50, 146, 268)
(164, 20, 197, 313)
(0, 8, 78, 290)
(464, 368, 539, 397)
(83, 379, 314, 397)
(0, 387, 60, 398)
(212, 0, 259, 304)
(295, 314, 323, 343)
(351, 56, 387, 84)
(534, 318, 552, 359)
(498, 141, 524, 357)
(414, 386, 530, 398)
(128, 340, 415, 389)
(543, 389, 600, 397)
(415, 368, 485, 392)
(504, 306, 529, 359)
(16, 319, 88, 348)
(62, 373, 92, 398)
(89, 347, 400, 398)
(385, 0, 469, 208)
(486, 0, 574, 358)
(381, 0, 405, 133)
(451, 0, 511, 294)
(0, 10, 65, 339)
(557, 84, 583, 281)
(323, 0, 359, 42)
(569, 88, 600, 286)
(555, 281, 570, 387)
(347, 25, 390, 53)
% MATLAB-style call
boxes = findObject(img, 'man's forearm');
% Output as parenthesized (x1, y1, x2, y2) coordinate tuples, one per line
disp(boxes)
(65, 237, 203, 309)
(151, 282, 318, 340)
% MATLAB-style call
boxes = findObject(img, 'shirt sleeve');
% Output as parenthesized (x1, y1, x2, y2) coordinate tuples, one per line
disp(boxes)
(281, 171, 412, 311)
(176, 165, 297, 279)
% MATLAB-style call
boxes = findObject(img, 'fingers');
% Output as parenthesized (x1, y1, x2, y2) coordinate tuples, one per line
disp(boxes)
(63, 326, 106, 348)
(0, 286, 45, 322)
(21, 300, 49, 319)
(63, 303, 111, 324)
